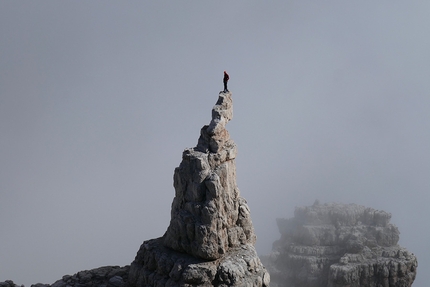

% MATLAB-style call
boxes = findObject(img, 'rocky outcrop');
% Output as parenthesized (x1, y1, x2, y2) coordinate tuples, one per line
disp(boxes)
(264, 202, 417, 287)
(163, 92, 255, 260)
(128, 91, 269, 286)
(2, 91, 268, 287)
(0, 281, 23, 287)
(128, 237, 269, 287)
(47, 266, 129, 287)
(0, 266, 130, 287)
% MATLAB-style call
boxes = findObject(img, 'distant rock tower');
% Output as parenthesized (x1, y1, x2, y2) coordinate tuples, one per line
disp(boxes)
(264, 202, 417, 287)
(128, 91, 270, 287)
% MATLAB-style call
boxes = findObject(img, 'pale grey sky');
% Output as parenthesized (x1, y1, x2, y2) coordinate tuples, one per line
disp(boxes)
(1, 2, 429, 286)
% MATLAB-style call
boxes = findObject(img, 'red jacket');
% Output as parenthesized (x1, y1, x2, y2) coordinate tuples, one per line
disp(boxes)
(223, 71, 229, 83)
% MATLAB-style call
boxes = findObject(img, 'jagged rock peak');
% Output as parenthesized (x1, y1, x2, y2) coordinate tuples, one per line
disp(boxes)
(196, 91, 234, 154)
(127, 91, 269, 286)
(2, 92, 270, 287)
(207, 92, 233, 135)
(163, 91, 256, 260)
(264, 202, 417, 287)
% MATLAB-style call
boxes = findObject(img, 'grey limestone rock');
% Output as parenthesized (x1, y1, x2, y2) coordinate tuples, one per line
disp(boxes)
(0, 281, 23, 287)
(163, 92, 256, 260)
(264, 202, 417, 287)
(128, 237, 269, 287)
(4, 91, 268, 287)
(47, 265, 129, 287)
(128, 91, 269, 286)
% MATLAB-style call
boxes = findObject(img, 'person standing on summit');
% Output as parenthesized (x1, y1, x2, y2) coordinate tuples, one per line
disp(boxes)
(223, 71, 229, 93)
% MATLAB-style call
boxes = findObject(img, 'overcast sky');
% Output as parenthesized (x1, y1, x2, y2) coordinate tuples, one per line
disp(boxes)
(1, 2, 429, 286)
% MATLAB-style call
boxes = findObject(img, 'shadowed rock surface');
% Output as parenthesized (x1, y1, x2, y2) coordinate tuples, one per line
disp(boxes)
(47, 266, 129, 287)
(0, 266, 130, 287)
(128, 91, 269, 286)
(263, 201, 417, 287)
(0, 281, 23, 287)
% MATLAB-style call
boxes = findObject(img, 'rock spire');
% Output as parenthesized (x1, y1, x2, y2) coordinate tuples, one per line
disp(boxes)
(162, 92, 256, 260)
(1, 91, 269, 287)
(128, 91, 270, 286)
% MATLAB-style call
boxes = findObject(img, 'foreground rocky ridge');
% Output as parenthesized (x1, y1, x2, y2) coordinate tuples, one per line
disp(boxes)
(0, 266, 130, 287)
(264, 201, 417, 287)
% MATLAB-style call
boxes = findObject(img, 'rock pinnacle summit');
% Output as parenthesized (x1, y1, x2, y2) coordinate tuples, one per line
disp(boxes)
(128, 91, 270, 286)
(163, 91, 256, 260)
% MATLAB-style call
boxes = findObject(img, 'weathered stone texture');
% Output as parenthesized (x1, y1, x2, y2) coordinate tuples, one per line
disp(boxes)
(128, 91, 269, 286)
(128, 237, 269, 287)
(3, 91, 268, 287)
(163, 92, 256, 261)
(264, 202, 417, 287)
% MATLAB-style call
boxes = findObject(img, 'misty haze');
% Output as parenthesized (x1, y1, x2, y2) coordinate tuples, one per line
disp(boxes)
(1, 2, 428, 287)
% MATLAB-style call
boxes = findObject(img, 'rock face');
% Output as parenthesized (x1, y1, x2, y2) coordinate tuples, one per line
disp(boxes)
(128, 237, 269, 287)
(128, 91, 269, 286)
(163, 92, 255, 260)
(264, 202, 417, 287)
